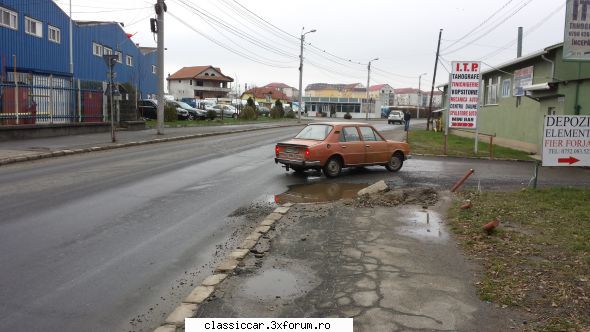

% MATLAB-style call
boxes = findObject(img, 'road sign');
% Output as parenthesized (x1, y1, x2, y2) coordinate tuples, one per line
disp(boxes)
(542, 115, 590, 166)
(448, 61, 481, 129)
(564, 0, 590, 61)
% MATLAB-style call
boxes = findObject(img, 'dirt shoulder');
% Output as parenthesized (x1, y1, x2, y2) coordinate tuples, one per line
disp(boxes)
(194, 188, 528, 331)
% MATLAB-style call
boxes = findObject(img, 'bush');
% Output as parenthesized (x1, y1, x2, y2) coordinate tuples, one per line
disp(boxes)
(240, 105, 258, 120)
(164, 105, 177, 122)
(320, 112, 328, 117)
(270, 107, 284, 119)
(344, 112, 352, 120)
(285, 110, 296, 118)
(206, 110, 217, 120)
(246, 97, 256, 108)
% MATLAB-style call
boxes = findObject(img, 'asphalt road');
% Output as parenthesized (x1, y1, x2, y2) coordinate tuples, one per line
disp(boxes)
(0, 123, 588, 332)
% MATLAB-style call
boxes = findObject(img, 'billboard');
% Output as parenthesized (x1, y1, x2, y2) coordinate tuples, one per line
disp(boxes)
(564, 0, 590, 61)
(513, 66, 534, 97)
(448, 61, 481, 129)
(542, 115, 590, 166)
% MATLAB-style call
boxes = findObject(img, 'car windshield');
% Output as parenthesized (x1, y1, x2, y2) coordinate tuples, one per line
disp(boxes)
(176, 101, 193, 109)
(295, 124, 333, 140)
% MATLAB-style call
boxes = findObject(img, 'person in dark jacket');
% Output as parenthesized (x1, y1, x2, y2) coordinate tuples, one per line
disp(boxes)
(403, 111, 411, 131)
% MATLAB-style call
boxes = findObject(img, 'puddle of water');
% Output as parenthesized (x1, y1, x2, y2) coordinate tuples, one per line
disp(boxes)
(241, 268, 309, 299)
(274, 182, 369, 204)
(397, 208, 448, 242)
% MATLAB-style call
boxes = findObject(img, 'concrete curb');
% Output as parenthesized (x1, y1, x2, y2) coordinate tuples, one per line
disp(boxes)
(411, 153, 536, 163)
(0, 123, 305, 167)
(153, 205, 292, 331)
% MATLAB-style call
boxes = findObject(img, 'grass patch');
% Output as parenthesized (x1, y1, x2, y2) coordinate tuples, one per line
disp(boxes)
(145, 117, 295, 127)
(448, 188, 590, 331)
(408, 130, 534, 161)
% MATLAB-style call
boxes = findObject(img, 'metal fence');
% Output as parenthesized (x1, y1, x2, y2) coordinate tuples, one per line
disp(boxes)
(0, 72, 106, 125)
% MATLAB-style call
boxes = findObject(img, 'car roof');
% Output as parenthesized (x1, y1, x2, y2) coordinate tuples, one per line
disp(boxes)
(310, 122, 371, 126)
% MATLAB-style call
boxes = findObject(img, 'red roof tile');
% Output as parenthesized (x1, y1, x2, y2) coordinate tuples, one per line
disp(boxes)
(242, 87, 290, 101)
(167, 66, 233, 82)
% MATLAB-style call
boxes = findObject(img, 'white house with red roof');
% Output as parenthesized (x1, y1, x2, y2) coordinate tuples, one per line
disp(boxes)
(368, 84, 395, 106)
(167, 66, 234, 100)
(394, 88, 442, 108)
(262, 82, 299, 100)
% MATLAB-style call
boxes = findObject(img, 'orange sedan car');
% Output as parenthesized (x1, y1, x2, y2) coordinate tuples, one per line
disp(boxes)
(275, 122, 410, 177)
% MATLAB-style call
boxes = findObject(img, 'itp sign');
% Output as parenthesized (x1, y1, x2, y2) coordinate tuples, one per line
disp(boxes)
(448, 61, 481, 129)
(543, 115, 590, 166)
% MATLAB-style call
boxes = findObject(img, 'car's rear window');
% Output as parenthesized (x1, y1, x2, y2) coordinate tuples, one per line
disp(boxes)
(295, 124, 333, 140)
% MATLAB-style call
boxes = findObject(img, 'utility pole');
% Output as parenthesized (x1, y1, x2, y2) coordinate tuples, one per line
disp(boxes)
(103, 54, 118, 142)
(156, 0, 166, 134)
(417, 73, 427, 119)
(427, 29, 443, 131)
(365, 58, 378, 120)
(298, 28, 316, 123)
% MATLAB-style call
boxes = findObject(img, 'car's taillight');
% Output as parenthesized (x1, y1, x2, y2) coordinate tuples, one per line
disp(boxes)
(305, 148, 310, 159)
(275, 145, 280, 157)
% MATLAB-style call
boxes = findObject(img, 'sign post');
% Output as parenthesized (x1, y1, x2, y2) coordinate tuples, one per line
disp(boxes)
(447, 61, 481, 154)
(542, 115, 590, 167)
(564, 0, 590, 61)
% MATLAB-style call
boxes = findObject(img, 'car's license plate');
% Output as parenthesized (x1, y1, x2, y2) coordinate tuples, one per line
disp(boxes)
(285, 147, 297, 153)
(280, 152, 302, 160)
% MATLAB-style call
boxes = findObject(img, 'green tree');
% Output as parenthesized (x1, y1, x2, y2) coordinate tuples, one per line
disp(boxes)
(270, 99, 284, 118)
(246, 97, 256, 108)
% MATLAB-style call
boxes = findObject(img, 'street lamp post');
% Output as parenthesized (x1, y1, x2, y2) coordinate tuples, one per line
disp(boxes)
(298, 28, 316, 123)
(365, 58, 379, 120)
(417, 73, 427, 119)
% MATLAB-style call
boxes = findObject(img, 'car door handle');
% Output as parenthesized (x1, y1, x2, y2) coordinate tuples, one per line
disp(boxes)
(366, 145, 371, 148)
(341, 145, 347, 148)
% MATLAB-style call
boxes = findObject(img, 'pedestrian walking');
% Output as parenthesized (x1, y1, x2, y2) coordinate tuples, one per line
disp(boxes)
(403, 111, 411, 131)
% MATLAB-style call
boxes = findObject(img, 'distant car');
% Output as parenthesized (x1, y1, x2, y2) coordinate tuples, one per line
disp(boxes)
(210, 104, 238, 118)
(388, 111, 404, 124)
(275, 122, 410, 177)
(138, 99, 158, 119)
(258, 106, 271, 117)
(168, 100, 206, 120)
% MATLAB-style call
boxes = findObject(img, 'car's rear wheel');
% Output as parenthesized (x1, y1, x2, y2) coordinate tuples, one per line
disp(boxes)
(188, 114, 195, 121)
(323, 157, 342, 178)
(385, 152, 404, 172)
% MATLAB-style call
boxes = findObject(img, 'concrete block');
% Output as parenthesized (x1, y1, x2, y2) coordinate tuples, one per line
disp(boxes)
(358, 180, 388, 196)
(153, 325, 177, 332)
(164, 303, 197, 326)
(215, 259, 238, 273)
(282, 203, 294, 207)
(237, 239, 258, 250)
(229, 249, 249, 260)
(274, 206, 290, 214)
(266, 213, 283, 221)
(201, 274, 228, 287)
(260, 219, 276, 227)
(254, 225, 271, 234)
(245, 232, 262, 242)
(184, 286, 214, 304)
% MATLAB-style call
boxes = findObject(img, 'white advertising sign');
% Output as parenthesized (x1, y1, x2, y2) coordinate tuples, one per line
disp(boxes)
(564, 0, 590, 61)
(449, 61, 481, 129)
(543, 115, 590, 166)
(513, 66, 534, 97)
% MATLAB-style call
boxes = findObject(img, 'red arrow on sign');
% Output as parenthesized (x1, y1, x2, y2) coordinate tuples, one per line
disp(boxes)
(558, 156, 580, 165)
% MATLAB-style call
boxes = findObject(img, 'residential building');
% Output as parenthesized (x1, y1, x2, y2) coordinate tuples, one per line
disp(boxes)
(167, 66, 233, 100)
(262, 82, 299, 100)
(241, 87, 290, 109)
(368, 84, 395, 106)
(441, 43, 590, 154)
(0, 0, 157, 125)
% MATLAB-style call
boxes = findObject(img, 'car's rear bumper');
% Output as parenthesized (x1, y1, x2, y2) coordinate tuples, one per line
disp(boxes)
(275, 158, 321, 167)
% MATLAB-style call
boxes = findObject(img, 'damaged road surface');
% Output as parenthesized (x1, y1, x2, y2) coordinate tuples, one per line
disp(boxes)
(196, 188, 522, 331)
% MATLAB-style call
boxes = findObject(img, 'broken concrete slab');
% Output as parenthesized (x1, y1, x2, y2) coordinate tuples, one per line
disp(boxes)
(201, 274, 228, 287)
(229, 249, 250, 261)
(357, 180, 388, 196)
(215, 259, 238, 273)
(237, 239, 258, 250)
(274, 206, 290, 214)
(184, 286, 215, 304)
(164, 303, 198, 327)
(266, 213, 283, 221)
(254, 225, 271, 234)
(260, 219, 276, 227)
(153, 325, 177, 332)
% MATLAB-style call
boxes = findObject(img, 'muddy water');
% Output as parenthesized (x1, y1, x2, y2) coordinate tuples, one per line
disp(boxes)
(274, 182, 369, 204)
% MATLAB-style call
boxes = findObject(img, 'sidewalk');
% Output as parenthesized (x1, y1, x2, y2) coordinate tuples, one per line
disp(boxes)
(0, 121, 305, 166)
(191, 188, 526, 332)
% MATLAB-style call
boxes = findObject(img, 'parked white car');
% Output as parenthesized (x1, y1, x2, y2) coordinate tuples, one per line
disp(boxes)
(388, 111, 404, 125)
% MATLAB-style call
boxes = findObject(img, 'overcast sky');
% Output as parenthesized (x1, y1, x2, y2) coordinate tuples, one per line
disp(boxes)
(55, 0, 566, 92)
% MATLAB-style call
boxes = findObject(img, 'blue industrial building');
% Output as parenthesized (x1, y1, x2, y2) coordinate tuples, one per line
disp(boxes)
(0, 0, 157, 124)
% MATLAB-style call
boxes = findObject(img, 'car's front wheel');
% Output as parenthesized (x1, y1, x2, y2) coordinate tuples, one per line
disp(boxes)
(323, 157, 342, 178)
(385, 152, 404, 172)
(232, 113, 238, 119)
(188, 114, 195, 121)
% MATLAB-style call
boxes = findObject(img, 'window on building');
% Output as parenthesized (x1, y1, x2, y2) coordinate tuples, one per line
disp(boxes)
(501, 79, 511, 98)
(48, 25, 60, 43)
(103, 47, 112, 55)
(190, 80, 193, 85)
(486, 78, 498, 105)
(152, 65, 156, 74)
(115, 51, 122, 63)
(126, 55, 133, 66)
(196, 80, 203, 86)
(25, 16, 42, 38)
(93, 43, 103, 56)
(1, 6, 18, 30)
